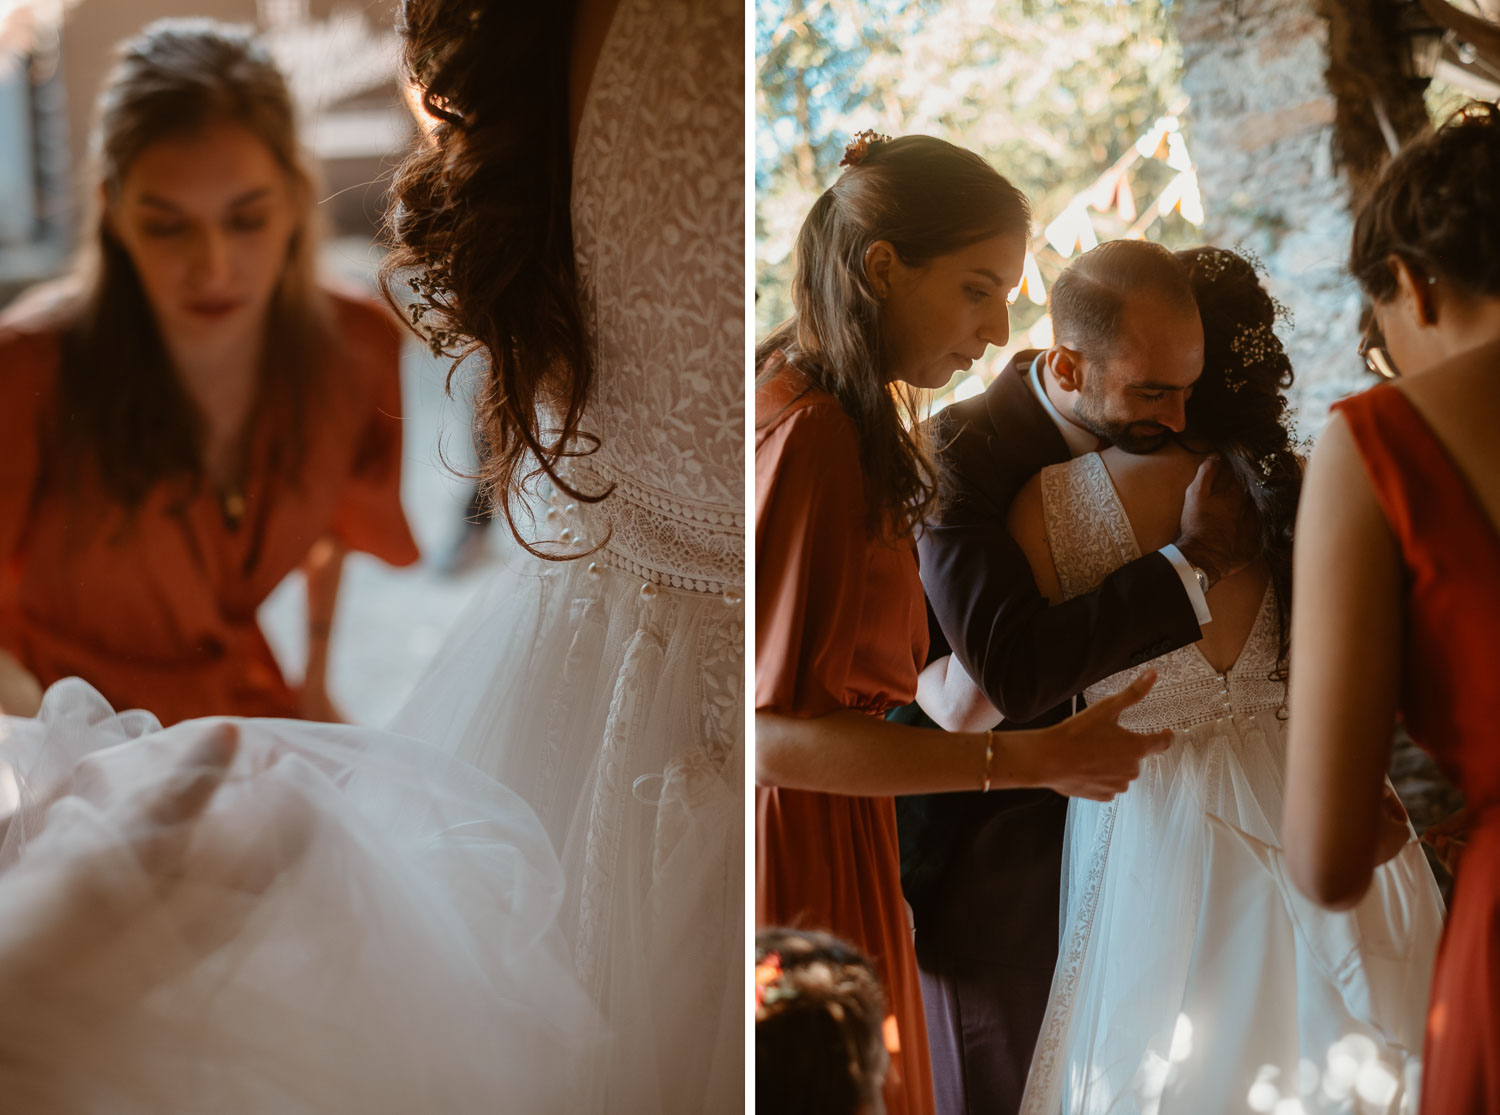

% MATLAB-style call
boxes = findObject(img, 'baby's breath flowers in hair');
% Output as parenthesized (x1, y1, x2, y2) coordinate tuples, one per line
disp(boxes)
(840, 129, 891, 168)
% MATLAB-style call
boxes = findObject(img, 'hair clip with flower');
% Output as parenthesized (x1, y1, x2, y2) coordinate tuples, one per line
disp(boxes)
(755, 951, 799, 1019)
(841, 129, 892, 168)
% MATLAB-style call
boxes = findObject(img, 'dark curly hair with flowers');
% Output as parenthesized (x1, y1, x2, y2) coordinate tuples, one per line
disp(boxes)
(1350, 101, 1500, 303)
(755, 928, 888, 1115)
(1176, 247, 1302, 672)
(381, 1, 600, 557)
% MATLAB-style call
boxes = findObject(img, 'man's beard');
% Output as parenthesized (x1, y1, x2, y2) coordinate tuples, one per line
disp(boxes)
(1072, 390, 1171, 455)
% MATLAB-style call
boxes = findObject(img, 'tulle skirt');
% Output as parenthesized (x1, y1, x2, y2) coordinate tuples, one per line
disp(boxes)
(0, 678, 602, 1114)
(1020, 710, 1445, 1115)
(391, 551, 745, 1113)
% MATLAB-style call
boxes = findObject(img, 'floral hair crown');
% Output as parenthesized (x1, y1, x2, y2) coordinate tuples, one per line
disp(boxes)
(841, 129, 892, 168)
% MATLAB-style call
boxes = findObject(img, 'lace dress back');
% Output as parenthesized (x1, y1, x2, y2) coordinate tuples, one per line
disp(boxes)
(390, 2, 744, 1110)
(1019, 454, 1443, 1115)
(567, 0, 744, 597)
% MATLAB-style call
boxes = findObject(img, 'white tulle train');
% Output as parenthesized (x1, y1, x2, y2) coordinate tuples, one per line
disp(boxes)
(0, 678, 602, 1114)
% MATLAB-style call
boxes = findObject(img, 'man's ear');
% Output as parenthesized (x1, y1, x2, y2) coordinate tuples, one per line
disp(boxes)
(1047, 345, 1084, 393)
(863, 240, 899, 300)
(1387, 254, 1438, 327)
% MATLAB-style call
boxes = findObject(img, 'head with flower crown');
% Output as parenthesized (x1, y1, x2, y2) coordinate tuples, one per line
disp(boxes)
(757, 131, 1031, 537)
(755, 928, 889, 1115)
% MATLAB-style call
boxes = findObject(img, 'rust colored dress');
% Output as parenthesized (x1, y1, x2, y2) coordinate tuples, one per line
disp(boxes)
(756, 367, 935, 1115)
(0, 292, 419, 724)
(1336, 383, 1500, 1115)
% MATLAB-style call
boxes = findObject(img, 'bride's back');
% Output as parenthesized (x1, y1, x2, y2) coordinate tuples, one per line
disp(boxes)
(1101, 445, 1272, 674)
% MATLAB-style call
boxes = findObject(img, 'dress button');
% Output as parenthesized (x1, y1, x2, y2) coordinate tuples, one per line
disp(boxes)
(640, 582, 659, 599)
(722, 589, 743, 607)
(587, 561, 602, 577)
(559, 527, 576, 544)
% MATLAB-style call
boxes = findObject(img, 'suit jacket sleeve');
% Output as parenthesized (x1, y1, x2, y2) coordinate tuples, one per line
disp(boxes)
(918, 405, 1203, 725)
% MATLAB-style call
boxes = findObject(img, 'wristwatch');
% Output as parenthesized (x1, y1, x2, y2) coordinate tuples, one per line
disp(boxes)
(1190, 564, 1210, 596)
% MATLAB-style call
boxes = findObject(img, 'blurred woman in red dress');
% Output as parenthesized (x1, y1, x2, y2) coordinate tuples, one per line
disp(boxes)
(0, 20, 417, 723)
(1285, 104, 1500, 1114)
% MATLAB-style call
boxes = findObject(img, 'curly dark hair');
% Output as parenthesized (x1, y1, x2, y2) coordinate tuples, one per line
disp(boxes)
(755, 928, 888, 1115)
(1176, 247, 1302, 674)
(756, 135, 1031, 539)
(1350, 101, 1500, 302)
(381, 1, 601, 558)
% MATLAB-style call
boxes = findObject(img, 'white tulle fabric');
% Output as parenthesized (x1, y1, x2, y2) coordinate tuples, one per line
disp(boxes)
(0, 679, 600, 1114)
(393, 1, 745, 1110)
(1019, 454, 1446, 1115)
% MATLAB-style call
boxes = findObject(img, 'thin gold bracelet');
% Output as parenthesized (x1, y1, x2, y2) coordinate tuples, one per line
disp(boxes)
(981, 730, 995, 793)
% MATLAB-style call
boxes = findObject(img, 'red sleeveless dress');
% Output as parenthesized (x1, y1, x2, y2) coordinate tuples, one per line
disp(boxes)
(1335, 384, 1500, 1115)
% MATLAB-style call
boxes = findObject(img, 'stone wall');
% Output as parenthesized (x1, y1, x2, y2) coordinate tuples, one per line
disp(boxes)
(1177, 0, 1368, 437)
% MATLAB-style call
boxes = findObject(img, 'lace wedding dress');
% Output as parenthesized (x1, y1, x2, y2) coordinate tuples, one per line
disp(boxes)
(1018, 454, 1444, 1115)
(391, 0, 744, 1109)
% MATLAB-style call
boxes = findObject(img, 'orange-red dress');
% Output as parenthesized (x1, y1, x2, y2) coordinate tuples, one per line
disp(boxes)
(1336, 383, 1500, 1115)
(755, 367, 934, 1115)
(0, 292, 419, 724)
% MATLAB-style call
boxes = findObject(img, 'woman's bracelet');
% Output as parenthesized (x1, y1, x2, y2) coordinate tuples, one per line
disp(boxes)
(980, 729, 995, 793)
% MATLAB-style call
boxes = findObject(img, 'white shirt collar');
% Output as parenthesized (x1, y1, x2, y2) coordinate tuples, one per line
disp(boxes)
(1028, 353, 1099, 459)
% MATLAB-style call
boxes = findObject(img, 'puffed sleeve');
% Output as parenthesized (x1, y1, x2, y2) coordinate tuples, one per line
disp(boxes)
(326, 300, 421, 567)
(754, 393, 871, 717)
(0, 329, 54, 571)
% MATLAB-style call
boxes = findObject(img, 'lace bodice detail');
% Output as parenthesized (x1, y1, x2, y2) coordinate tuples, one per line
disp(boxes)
(564, 0, 744, 596)
(1040, 454, 1284, 732)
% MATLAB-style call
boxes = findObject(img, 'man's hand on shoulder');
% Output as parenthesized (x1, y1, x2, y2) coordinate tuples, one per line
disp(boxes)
(1175, 454, 1258, 588)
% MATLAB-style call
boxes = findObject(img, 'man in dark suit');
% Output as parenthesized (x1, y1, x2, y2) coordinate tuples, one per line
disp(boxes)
(905, 240, 1257, 1114)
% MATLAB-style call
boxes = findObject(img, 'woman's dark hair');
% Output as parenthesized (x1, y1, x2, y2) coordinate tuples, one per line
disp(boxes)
(382, 1, 599, 559)
(756, 135, 1031, 538)
(56, 19, 329, 509)
(1177, 247, 1301, 674)
(755, 928, 888, 1115)
(1351, 101, 1500, 302)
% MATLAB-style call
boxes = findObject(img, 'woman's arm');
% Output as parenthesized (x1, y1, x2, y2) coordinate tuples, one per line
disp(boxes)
(1285, 414, 1410, 909)
(916, 654, 1003, 733)
(299, 538, 346, 723)
(0, 650, 42, 718)
(758, 670, 1172, 801)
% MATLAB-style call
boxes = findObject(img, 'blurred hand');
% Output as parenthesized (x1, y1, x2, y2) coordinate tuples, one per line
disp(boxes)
(1029, 671, 1174, 801)
(0, 649, 42, 718)
(298, 685, 346, 725)
(1176, 455, 1259, 587)
(1419, 807, 1469, 877)
(0, 723, 311, 1012)
(1372, 783, 1414, 867)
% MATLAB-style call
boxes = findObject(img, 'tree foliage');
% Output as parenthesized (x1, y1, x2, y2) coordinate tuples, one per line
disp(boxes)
(756, 0, 1187, 336)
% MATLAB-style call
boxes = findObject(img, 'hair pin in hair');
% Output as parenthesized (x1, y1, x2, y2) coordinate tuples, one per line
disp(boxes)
(1199, 249, 1235, 282)
(755, 952, 799, 1018)
(1231, 321, 1279, 369)
(841, 129, 891, 168)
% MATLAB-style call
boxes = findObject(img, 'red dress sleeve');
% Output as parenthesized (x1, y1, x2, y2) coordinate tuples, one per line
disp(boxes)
(754, 387, 871, 717)
(326, 300, 421, 567)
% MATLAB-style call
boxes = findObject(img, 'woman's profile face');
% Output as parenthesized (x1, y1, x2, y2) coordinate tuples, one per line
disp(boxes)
(875, 230, 1027, 390)
(108, 121, 299, 350)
